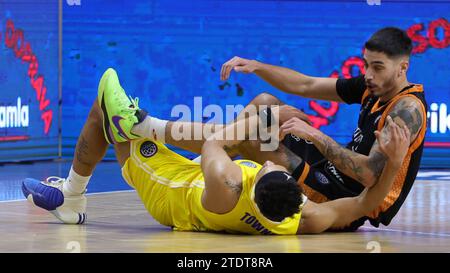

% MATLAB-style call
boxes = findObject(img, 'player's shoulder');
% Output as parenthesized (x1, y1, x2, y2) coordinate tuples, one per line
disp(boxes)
(388, 94, 424, 112)
(386, 93, 426, 141)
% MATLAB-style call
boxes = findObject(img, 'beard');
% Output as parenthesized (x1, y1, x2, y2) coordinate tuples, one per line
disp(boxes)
(372, 74, 397, 98)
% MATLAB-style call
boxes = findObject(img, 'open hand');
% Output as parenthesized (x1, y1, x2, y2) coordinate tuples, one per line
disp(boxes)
(374, 116, 411, 166)
(279, 117, 316, 141)
(220, 56, 259, 81)
(278, 105, 311, 125)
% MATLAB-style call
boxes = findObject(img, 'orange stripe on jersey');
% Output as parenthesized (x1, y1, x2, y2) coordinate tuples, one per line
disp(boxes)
(368, 152, 412, 219)
(368, 86, 426, 218)
(409, 97, 427, 152)
(298, 162, 310, 184)
(297, 163, 329, 203)
(360, 89, 371, 105)
(377, 93, 427, 147)
(370, 84, 424, 114)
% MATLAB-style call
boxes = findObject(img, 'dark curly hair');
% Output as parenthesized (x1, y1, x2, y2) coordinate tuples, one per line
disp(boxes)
(254, 171, 304, 222)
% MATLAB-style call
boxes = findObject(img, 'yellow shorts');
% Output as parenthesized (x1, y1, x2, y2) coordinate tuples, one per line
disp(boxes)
(121, 138, 205, 230)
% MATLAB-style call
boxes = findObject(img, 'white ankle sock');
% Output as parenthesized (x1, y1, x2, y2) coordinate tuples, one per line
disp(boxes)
(131, 116, 168, 143)
(63, 166, 91, 196)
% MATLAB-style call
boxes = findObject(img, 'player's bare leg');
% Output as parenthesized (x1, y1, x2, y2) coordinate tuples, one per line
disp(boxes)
(132, 92, 303, 172)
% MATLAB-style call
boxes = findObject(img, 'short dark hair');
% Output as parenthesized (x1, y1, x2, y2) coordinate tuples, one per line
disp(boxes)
(364, 27, 413, 58)
(254, 171, 303, 222)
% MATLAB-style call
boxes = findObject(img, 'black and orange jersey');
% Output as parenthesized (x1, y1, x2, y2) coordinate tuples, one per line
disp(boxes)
(284, 75, 427, 229)
(333, 75, 427, 227)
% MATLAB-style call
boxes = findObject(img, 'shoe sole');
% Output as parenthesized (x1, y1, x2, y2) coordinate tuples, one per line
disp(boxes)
(98, 68, 117, 144)
(101, 93, 115, 144)
(22, 178, 64, 211)
(98, 68, 140, 144)
(22, 179, 87, 225)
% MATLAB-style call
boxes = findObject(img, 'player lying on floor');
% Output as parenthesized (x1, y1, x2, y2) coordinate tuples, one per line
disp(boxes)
(22, 69, 410, 234)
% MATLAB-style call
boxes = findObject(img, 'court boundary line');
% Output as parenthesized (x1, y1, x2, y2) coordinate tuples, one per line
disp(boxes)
(0, 189, 136, 203)
(361, 226, 450, 238)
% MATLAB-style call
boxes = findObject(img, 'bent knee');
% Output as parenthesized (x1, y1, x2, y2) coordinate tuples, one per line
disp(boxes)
(251, 92, 283, 107)
(89, 99, 103, 124)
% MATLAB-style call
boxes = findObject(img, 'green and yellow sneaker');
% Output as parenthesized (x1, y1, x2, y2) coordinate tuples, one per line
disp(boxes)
(97, 68, 146, 144)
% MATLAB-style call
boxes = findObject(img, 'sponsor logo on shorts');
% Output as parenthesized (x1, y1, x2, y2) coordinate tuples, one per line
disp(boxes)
(290, 134, 313, 144)
(290, 134, 302, 142)
(140, 141, 158, 158)
(325, 161, 345, 184)
(315, 171, 330, 185)
(239, 161, 257, 168)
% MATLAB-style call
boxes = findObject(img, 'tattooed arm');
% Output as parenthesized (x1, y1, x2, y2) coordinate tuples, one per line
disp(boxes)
(280, 97, 423, 187)
(299, 118, 410, 234)
(280, 118, 385, 186)
(362, 96, 424, 181)
(309, 131, 385, 187)
(387, 96, 423, 143)
(200, 114, 261, 214)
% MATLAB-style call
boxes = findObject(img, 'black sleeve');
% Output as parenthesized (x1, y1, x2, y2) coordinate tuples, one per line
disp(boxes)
(336, 75, 367, 105)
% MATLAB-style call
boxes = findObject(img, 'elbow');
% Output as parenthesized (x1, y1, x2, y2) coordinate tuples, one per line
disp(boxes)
(202, 140, 211, 152)
(295, 77, 315, 96)
(354, 195, 371, 218)
(291, 81, 311, 96)
(362, 177, 376, 188)
(201, 140, 217, 155)
(364, 167, 389, 187)
(360, 159, 379, 187)
(356, 193, 380, 219)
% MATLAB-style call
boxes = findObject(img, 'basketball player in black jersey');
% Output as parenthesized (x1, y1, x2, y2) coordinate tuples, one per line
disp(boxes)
(219, 27, 427, 230)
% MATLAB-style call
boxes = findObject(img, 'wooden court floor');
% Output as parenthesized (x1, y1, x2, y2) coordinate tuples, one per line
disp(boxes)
(0, 180, 449, 253)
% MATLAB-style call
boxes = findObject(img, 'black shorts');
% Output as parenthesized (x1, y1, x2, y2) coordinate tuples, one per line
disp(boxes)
(281, 134, 325, 166)
(284, 134, 395, 230)
(284, 134, 358, 197)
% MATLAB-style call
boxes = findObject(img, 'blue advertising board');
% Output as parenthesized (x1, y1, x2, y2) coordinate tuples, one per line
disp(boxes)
(61, 0, 450, 167)
(1, 1, 449, 167)
(0, 1, 59, 162)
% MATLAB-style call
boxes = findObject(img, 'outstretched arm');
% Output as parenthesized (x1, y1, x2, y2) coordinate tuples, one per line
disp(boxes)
(299, 117, 410, 234)
(220, 56, 342, 102)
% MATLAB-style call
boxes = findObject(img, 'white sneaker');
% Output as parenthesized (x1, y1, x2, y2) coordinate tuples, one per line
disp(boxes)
(22, 177, 87, 224)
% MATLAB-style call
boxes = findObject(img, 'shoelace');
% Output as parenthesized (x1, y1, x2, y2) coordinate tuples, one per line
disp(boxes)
(129, 95, 139, 109)
(43, 176, 66, 186)
(118, 96, 140, 122)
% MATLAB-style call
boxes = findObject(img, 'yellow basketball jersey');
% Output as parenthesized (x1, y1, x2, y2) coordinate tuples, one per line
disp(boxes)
(122, 139, 303, 235)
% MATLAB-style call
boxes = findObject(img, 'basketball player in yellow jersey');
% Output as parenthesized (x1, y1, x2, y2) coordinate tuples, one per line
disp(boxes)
(23, 69, 410, 234)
